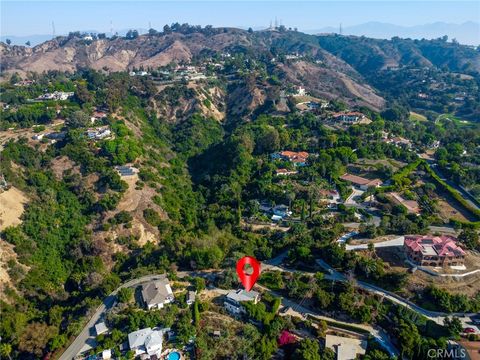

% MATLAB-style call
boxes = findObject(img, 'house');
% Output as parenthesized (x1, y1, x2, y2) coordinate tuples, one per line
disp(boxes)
(224, 289, 260, 315)
(387, 192, 420, 214)
(331, 112, 366, 124)
(340, 173, 383, 190)
(83, 35, 93, 41)
(37, 91, 74, 101)
(404, 235, 466, 267)
(384, 136, 412, 149)
(326, 334, 367, 360)
(273, 151, 309, 167)
(86, 126, 111, 140)
(90, 110, 107, 123)
(102, 349, 112, 360)
(128, 327, 163, 356)
(275, 168, 298, 176)
(187, 290, 196, 306)
(292, 86, 306, 97)
(95, 321, 108, 336)
(116, 165, 137, 177)
(141, 278, 174, 310)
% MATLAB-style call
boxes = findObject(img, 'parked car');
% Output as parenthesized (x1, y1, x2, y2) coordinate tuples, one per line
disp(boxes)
(463, 327, 476, 333)
(472, 319, 480, 325)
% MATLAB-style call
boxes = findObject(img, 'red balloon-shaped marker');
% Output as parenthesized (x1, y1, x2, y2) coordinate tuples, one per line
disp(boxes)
(236, 256, 261, 291)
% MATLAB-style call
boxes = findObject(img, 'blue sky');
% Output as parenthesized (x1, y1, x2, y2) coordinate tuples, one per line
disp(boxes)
(1, 1, 479, 36)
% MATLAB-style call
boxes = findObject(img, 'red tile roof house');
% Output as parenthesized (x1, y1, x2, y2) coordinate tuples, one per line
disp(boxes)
(340, 173, 383, 190)
(404, 235, 466, 267)
(279, 151, 309, 167)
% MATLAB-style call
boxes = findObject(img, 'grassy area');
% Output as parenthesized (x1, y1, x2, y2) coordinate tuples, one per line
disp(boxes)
(436, 113, 475, 127)
(409, 111, 428, 122)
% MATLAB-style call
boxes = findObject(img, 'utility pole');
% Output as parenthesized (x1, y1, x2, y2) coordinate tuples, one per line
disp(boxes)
(339, 23, 343, 35)
(52, 21, 55, 39)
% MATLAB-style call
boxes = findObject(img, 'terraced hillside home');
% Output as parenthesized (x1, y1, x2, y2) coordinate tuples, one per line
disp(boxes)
(404, 235, 466, 267)
(224, 289, 260, 315)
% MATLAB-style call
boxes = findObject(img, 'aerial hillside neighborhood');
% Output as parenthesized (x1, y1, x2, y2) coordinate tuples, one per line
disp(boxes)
(0, 15, 480, 360)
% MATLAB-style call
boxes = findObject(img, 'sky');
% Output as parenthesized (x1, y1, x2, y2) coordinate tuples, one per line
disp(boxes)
(1, 1, 479, 36)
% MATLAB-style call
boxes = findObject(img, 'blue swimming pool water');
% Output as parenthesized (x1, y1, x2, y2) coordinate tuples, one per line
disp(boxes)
(168, 352, 181, 360)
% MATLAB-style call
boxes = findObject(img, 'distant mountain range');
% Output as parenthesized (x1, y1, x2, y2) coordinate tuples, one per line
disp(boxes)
(2, 22, 479, 47)
(308, 21, 480, 46)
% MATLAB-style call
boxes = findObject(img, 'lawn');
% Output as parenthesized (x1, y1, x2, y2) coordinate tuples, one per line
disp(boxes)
(409, 111, 428, 122)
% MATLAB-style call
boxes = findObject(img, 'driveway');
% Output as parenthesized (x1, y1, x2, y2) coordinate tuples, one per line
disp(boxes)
(345, 236, 405, 251)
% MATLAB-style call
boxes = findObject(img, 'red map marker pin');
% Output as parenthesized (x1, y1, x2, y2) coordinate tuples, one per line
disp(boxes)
(236, 256, 261, 291)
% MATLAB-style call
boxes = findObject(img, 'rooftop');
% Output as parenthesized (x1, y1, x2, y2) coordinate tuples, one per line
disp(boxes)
(340, 173, 383, 187)
(141, 277, 173, 307)
(404, 235, 466, 257)
(226, 289, 260, 303)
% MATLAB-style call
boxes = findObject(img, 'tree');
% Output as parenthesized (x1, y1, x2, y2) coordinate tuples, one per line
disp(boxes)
(444, 316, 463, 337)
(125, 29, 139, 39)
(18, 322, 55, 357)
(25, 41, 31, 46)
(293, 339, 321, 360)
(192, 277, 206, 292)
(0, 343, 12, 360)
(6, 38, 11, 45)
(118, 287, 133, 303)
(66, 110, 91, 128)
(458, 229, 479, 250)
(193, 300, 200, 326)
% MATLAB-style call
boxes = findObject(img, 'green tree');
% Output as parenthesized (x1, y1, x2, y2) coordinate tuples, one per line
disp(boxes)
(192, 277, 206, 292)
(293, 339, 321, 360)
(66, 110, 91, 128)
(118, 287, 134, 303)
(458, 229, 479, 250)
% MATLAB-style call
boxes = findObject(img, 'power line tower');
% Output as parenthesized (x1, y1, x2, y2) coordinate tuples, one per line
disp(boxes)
(52, 21, 55, 39)
(274, 16, 278, 29)
(149, 21, 152, 30)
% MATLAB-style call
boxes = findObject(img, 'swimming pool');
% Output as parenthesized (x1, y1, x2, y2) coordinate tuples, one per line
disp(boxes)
(168, 352, 181, 360)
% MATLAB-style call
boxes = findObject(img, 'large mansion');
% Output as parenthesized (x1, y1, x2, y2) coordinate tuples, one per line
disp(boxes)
(404, 235, 466, 267)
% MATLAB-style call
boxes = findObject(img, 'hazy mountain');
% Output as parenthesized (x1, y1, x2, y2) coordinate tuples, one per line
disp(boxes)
(309, 22, 480, 46)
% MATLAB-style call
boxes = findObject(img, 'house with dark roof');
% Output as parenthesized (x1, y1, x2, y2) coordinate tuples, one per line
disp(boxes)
(141, 278, 174, 310)
(404, 235, 466, 267)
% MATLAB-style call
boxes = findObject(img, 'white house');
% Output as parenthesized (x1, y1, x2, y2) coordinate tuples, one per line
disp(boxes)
(141, 277, 174, 310)
(128, 327, 163, 356)
(224, 289, 260, 315)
